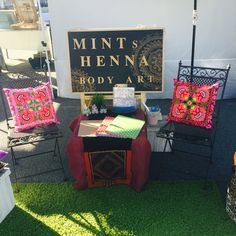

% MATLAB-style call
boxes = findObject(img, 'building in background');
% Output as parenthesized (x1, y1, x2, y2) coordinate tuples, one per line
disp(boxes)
(0, 0, 13, 9)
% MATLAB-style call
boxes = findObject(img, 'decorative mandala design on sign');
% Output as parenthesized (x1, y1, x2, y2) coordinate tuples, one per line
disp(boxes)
(132, 34, 163, 91)
(71, 69, 95, 92)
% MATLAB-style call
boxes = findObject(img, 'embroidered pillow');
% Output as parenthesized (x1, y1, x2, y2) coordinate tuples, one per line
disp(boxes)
(3, 82, 59, 132)
(167, 80, 219, 128)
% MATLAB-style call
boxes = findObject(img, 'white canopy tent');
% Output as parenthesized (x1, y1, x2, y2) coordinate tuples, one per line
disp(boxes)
(48, 0, 236, 99)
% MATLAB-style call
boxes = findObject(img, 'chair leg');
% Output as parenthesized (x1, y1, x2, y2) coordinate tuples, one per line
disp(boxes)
(202, 144, 215, 190)
(163, 137, 173, 153)
(10, 145, 18, 165)
(163, 138, 168, 152)
(55, 138, 67, 181)
(168, 139, 174, 152)
(52, 138, 57, 159)
(205, 145, 214, 180)
(10, 147, 19, 192)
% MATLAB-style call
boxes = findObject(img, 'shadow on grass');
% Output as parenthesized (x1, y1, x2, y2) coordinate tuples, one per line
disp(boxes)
(8, 182, 236, 236)
(0, 206, 59, 236)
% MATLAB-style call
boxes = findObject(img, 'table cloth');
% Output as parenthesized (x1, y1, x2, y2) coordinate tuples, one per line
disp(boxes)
(67, 110, 151, 191)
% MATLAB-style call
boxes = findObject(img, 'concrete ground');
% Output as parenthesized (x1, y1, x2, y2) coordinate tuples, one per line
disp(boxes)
(1, 53, 236, 200)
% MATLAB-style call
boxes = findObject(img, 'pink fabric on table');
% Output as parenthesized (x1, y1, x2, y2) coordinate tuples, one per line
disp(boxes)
(168, 80, 219, 128)
(130, 127, 151, 192)
(67, 115, 88, 190)
(67, 110, 151, 192)
(3, 83, 59, 132)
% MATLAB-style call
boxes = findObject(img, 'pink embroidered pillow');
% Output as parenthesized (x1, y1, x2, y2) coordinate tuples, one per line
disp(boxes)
(167, 80, 219, 129)
(3, 82, 59, 132)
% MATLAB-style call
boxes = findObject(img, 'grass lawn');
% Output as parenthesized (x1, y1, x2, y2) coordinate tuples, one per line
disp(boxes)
(1, 181, 236, 236)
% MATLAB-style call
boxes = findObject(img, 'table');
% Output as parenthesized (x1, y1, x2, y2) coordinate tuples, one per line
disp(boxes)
(67, 110, 151, 192)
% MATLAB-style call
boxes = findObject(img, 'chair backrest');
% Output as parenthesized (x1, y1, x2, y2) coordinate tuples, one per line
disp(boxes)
(177, 61, 230, 100)
(0, 71, 50, 129)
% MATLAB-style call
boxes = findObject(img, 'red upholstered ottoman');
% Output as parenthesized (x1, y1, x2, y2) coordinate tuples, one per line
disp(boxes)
(67, 110, 151, 192)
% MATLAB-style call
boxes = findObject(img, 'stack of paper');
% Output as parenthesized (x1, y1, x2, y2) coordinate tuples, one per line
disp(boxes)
(78, 115, 145, 139)
(95, 116, 122, 138)
(105, 115, 145, 139)
(78, 120, 102, 137)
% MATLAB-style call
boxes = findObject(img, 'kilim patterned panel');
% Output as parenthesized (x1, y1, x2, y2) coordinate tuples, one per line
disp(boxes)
(84, 150, 132, 188)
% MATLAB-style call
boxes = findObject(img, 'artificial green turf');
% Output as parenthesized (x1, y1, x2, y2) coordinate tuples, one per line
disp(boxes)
(1, 181, 236, 236)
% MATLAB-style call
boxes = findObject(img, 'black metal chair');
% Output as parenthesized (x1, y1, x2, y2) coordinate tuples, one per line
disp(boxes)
(0, 71, 66, 191)
(156, 61, 231, 178)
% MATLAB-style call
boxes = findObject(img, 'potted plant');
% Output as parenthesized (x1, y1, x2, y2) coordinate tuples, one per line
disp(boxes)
(83, 93, 107, 119)
(91, 93, 105, 110)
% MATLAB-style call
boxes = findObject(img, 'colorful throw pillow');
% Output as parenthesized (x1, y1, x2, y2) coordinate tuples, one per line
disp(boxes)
(3, 82, 59, 132)
(167, 80, 219, 128)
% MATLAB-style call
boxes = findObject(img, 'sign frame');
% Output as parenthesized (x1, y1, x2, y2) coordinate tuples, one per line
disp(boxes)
(67, 27, 165, 95)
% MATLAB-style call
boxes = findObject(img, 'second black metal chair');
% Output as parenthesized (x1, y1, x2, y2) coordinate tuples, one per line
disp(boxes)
(156, 61, 230, 179)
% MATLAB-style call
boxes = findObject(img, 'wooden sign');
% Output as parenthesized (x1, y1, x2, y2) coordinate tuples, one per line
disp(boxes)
(68, 28, 164, 93)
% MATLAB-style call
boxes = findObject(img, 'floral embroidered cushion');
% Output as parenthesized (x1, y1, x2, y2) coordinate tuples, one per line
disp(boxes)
(3, 82, 59, 132)
(167, 80, 219, 128)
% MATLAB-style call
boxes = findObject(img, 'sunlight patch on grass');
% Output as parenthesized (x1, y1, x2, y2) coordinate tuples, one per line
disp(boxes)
(15, 202, 133, 236)
(1, 182, 236, 236)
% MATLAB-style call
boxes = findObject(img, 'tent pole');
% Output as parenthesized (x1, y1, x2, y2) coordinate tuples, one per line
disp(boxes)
(37, 0, 54, 99)
(190, 0, 197, 82)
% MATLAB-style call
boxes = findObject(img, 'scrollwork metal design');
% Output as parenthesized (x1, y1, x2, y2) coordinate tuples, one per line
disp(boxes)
(178, 64, 228, 88)
(8, 131, 62, 147)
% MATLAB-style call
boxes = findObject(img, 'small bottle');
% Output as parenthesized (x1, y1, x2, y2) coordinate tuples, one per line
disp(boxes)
(226, 152, 236, 223)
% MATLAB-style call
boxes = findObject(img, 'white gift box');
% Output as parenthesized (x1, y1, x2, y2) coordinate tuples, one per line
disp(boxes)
(113, 87, 136, 107)
(0, 168, 15, 223)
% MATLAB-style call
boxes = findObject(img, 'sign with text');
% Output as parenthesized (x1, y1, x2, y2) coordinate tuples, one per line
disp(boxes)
(68, 28, 164, 93)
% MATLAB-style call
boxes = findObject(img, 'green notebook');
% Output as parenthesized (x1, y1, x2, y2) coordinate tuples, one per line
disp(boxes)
(106, 115, 145, 139)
